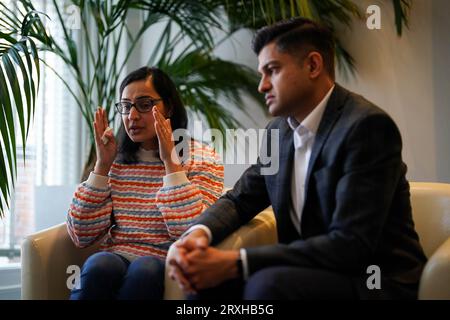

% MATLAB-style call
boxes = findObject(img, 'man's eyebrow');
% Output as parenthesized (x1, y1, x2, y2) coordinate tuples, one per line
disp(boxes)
(258, 60, 280, 73)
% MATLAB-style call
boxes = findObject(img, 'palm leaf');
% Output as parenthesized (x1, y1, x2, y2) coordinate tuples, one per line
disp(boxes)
(3, 0, 414, 185)
(228, 0, 412, 72)
(392, 0, 412, 36)
(144, 16, 266, 131)
(0, 6, 42, 217)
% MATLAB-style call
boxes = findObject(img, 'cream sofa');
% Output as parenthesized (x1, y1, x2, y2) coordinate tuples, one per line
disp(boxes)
(21, 207, 276, 299)
(21, 182, 450, 300)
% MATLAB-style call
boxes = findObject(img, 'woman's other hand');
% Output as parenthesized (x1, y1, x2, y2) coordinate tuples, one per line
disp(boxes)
(93, 106, 117, 176)
(152, 106, 182, 174)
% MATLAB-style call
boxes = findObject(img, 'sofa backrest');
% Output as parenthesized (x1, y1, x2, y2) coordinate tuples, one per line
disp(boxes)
(410, 182, 450, 257)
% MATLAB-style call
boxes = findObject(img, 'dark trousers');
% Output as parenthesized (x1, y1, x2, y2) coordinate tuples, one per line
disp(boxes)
(190, 266, 417, 300)
(70, 251, 165, 300)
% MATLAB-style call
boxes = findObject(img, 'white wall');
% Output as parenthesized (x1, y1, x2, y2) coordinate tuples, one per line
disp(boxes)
(215, 0, 450, 186)
(213, 29, 272, 187)
(336, 0, 450, 184)
(431, 0, 450, 184)
(136, 1, 450, 187)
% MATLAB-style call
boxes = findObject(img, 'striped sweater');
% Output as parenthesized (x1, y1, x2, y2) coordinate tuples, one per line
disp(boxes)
(67, 140, 224, 261)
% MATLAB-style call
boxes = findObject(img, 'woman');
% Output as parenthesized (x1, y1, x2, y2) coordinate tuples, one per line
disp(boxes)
(67, 66, 224, 299)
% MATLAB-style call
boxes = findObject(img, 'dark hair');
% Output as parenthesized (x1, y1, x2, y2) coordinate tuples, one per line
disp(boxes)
(116, 66, 188, 163)
(252, 18, 335, 79)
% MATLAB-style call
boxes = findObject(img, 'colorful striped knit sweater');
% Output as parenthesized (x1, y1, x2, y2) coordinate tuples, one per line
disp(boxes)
(67, 140, 224, 261)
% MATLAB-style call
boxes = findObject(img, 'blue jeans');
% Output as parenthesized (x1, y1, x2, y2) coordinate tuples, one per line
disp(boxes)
(70, 251, 165, 300)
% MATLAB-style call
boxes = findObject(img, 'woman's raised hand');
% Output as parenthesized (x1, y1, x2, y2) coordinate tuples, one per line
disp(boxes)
(93, 106, 117, 176)
(152, 106, 182, 174)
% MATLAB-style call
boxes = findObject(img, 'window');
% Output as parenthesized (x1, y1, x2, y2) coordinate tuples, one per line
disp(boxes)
(0, 0, 84, 264)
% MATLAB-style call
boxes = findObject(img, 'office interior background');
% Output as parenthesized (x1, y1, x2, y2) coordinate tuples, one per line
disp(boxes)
(0, 0, 449, 299)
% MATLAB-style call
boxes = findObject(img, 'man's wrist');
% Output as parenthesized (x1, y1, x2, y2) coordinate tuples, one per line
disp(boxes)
(226, 250, 242, 280)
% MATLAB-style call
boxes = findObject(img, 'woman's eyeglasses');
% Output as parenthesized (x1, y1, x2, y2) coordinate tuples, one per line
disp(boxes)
(115, 97, 162, 114)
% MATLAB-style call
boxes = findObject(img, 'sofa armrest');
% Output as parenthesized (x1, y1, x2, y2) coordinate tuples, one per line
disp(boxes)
(21, 223, 100, 300)
(419, 236, 450, 300)
(164, 208, 277, 300)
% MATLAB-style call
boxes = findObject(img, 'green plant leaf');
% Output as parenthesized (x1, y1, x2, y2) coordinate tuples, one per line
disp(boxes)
(2, 54, 26, 159)
(4, 0, 413, 189)
(0, 4, 42, 217)
(392, 0, 412, 36)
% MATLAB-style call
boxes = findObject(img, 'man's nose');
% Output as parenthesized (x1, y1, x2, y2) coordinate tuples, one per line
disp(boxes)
(258, 76, 271, 93)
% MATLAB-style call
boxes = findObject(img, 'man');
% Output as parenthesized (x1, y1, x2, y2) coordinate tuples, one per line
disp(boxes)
(168, 17, 427, 299)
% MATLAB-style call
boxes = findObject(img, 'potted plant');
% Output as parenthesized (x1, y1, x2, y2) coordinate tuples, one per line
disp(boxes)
(0, 0, 412, 216)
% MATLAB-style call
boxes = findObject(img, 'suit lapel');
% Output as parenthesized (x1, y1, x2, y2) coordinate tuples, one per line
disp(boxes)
(272, 84, 349, 242)
(273, 120, 299, 242)
(303, 84, 348, 203)
(275, 121, 294, 211)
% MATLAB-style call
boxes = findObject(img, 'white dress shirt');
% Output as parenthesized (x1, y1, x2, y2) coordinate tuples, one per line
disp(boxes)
(184, 85, 335, 280)
(287, 85, 335, 234)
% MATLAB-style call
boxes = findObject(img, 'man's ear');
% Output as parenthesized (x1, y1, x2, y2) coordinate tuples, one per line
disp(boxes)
(306, 51, 324, 79)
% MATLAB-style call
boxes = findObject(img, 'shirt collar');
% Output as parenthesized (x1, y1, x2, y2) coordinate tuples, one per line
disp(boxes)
(287, 85, 335, 133)
(287, 85, 335, 149)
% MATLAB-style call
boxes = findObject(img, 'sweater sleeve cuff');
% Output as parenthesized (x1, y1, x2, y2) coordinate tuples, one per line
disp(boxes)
(86, 172, 109, 189)
(163, 171, 189, 187)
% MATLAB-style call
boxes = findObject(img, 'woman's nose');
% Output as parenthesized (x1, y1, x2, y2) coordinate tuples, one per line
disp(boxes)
(128, 106, 140, 120)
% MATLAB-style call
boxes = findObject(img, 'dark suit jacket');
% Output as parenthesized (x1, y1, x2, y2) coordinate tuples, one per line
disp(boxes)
(196, 84, 426, 290)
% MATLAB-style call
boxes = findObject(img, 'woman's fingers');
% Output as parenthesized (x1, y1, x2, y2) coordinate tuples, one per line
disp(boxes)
(153, 106, 177, 164)
(94, 107, 115, 147)
(154, 118, 169, 142)
(95, 107, 104, 133)
(154, 120, 161, 139)
(101, 127, 114, 145)
(153, 106, 170, 134)
(95, 106, 110, 134)
(165, 119, 172, 136)
(155, 120, 170, 152)
(93, 121, 101, 146)
(102, 107, 108, 129)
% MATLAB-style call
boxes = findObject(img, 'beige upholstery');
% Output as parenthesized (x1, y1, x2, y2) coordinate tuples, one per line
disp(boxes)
(21, 182, 450, 300)
(21, 208, 276, 300)
(409, 182, 450, 299)
(21, 223, 101, 299)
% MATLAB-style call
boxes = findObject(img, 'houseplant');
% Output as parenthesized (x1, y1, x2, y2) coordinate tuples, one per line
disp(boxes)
(0, 0, 412, 216)
(0, 3, 44, 216)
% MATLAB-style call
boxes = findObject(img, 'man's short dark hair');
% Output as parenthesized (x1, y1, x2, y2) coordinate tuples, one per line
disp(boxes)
(252, 18, 335, 79)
